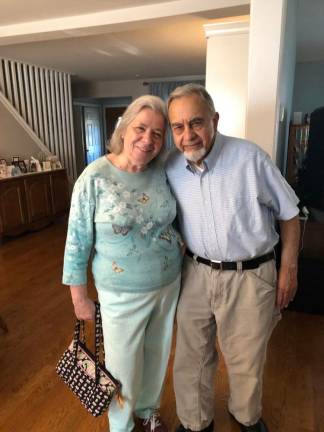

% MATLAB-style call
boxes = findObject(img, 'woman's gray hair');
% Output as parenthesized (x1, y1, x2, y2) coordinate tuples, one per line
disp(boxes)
(108, 95, 167, 155)
(167, 83, 216, 117)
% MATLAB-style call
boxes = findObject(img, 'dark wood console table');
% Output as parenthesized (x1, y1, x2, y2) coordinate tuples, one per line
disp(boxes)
(0, 169, 70, 239)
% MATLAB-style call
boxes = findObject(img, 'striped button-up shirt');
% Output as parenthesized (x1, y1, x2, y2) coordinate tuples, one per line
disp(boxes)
(166, 132, 299, 261)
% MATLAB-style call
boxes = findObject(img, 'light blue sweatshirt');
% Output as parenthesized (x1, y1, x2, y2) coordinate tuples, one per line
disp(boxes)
(62, 156, 182, 292)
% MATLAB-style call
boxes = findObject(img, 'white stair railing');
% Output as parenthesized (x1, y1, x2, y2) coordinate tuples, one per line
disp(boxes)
(0, 57, 77, 181)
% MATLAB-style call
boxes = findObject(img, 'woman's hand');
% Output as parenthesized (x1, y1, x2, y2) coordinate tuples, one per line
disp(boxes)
(73, 297, 95, 320)
(70, 285, 95, 320)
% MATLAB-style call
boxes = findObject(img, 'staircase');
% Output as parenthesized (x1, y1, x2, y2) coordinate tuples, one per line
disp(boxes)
(0, 57, 77, 181)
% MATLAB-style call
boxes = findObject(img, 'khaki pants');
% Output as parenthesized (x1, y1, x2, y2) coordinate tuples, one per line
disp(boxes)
(174, 256, 280, 430)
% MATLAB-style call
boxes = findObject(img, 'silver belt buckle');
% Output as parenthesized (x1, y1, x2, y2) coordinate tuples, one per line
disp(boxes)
(211, 259, 222, 270)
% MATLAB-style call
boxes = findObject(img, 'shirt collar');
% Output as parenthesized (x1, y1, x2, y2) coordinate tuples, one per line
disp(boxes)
(185, 131, 223, 174)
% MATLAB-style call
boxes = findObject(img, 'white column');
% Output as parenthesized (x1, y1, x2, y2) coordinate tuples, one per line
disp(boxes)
(204, 17, 249, 138)
(246, 0, 287, 159)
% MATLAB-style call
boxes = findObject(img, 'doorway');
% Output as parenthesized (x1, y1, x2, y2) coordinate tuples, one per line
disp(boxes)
(105, 106, 127, 148)
(84, 106, 103, 165)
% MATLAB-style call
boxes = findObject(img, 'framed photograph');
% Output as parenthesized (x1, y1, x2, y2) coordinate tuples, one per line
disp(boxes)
(0, 159, 7, 165)
(12, 156, 20, 163)
(42, 161, 51, 171)
(18, 160, 27, 173)
(30, 161, 37, 172)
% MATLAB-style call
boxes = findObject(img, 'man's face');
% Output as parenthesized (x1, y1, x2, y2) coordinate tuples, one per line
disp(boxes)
(168, 94, 219, 164)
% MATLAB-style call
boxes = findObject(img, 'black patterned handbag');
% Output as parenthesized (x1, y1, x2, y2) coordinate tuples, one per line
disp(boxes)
(56, 302, 122, 417)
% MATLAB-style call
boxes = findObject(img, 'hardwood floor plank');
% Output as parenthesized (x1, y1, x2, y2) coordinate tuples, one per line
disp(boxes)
(0, 220, 323, 432)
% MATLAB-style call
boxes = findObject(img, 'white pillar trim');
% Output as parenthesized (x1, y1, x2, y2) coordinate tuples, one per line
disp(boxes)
(245, 0, 287, 159)
(204, 17, 249, 38)
(204, 16, 249, 138)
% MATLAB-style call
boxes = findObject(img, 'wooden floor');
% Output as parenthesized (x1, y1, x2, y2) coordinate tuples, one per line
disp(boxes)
(0, 220, 324, 432)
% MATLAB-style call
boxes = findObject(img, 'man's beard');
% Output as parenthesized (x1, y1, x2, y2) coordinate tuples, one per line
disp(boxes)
(184, 147, 207, 164)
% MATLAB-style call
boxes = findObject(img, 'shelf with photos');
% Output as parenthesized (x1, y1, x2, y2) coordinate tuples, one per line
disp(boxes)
(286, 122, 310, 187)
(0, 154, 62, 180)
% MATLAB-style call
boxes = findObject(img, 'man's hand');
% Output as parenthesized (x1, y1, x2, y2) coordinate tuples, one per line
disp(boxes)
(276, 264, 298, 309)
(277, 215, 300, 310)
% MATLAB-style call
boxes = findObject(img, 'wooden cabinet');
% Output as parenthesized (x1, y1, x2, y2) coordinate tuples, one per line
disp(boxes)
(24, 172, 52, 228)
(0, 169, 69, 238)
(50, 169, 70, 216)
(0, 178, 28, 236)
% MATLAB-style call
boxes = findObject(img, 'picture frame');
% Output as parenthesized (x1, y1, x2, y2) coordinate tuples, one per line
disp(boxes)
(30, 161, 37, 172)
(42, 161, 51, 171)
(12, 160, 20, 169)
(0, 159, 7, 165)
(18, 160, 27, 173)
(12, 156, 20, 163)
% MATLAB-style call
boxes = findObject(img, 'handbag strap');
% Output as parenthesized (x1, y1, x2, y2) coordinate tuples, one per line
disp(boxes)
(94, 301, 103, 383)
(72, 317, 82, 359)
(72, 301, 104, 383)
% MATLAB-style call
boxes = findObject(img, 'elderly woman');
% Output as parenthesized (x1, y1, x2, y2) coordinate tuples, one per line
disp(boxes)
(62, 95, 182, 432)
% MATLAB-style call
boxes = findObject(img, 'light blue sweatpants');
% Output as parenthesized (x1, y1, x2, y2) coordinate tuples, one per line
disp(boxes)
(98, 274, 180, 432)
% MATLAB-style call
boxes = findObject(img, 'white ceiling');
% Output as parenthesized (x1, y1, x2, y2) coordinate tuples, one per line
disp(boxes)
(0, 0, 323, 84)
(0, 0, 173, 26)
(0, 15, 217, 82)
(0, 0, 250, 82)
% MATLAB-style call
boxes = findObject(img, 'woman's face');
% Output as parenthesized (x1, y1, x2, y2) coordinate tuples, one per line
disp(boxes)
(121, 108, 165, 167)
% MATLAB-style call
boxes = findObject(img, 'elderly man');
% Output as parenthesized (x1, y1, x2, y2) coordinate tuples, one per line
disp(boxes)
(166, 84, 300, 432)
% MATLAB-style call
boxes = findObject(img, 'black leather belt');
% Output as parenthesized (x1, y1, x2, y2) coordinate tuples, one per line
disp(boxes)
(185, 250, 275, 271)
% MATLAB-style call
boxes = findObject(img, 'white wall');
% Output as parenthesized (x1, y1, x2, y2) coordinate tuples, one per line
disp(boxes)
(205, 19, 249, 138)
(246, 0, 286, 159)
(292, 61, 324, 117)
(73, 79, 145, 100)
(72, 75, 206, 100)
(0, 99, 42, 161)
(276, 0, 297, 173)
